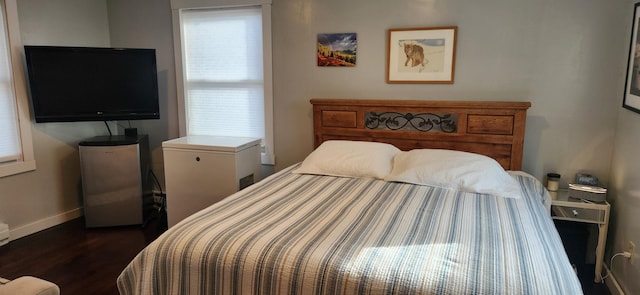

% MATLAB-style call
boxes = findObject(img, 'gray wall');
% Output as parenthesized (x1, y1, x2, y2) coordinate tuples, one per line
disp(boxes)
(271, 0, 625, 183)
(0, 0, 110, 238)
(1, 0, 637, 293)
(610, 98, 640, 293)
(593, 4, 640, 294)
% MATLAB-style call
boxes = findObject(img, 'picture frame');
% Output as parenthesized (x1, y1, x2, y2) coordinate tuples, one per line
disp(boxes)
(317, 33, 357, 67)
(624, 3, 640, 114)
(387, 26, 457, 84)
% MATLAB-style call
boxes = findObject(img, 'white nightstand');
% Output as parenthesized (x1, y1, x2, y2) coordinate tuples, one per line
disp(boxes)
(550, 189, 610, 283)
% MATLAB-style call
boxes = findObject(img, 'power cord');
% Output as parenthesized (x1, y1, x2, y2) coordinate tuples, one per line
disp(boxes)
(149, 169, 165, 213)
(599, 251, 632, 282)
(103, 121, 112, 136)
(141, 169, 167, 231)
(149, 169, 168, 231)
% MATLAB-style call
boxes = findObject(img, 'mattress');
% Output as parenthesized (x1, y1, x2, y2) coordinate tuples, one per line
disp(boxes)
(117, 164, 582, 295)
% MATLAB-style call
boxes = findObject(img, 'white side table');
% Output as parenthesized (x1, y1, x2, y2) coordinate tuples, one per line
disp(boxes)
(550, 190, 610, 283)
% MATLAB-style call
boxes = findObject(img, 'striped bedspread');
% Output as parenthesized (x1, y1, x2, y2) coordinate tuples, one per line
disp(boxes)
(117, 164, 583, 295)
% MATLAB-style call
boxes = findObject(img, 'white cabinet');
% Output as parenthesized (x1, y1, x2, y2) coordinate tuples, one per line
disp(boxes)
(162, 136, 261, 227)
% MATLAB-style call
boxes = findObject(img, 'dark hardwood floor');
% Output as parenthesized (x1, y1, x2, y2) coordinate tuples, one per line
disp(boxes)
(581, 271, 613, 295)
(0, 216, 611, 295)
(0, 217, 165, 295)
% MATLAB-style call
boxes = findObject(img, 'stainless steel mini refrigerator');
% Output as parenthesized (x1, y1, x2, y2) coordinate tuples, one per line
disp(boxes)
(79, 135, 152, 227)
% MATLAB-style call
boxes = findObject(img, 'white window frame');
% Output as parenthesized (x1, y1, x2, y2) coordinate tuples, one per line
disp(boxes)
(0, 0, 35, 178)
(171, 0, 274, 165)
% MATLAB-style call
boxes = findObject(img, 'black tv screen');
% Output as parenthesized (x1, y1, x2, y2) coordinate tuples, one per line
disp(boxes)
(24, 46, 160, 123)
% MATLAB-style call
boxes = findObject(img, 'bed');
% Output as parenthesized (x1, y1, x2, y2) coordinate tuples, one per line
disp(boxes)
(117, 99, 583, 295)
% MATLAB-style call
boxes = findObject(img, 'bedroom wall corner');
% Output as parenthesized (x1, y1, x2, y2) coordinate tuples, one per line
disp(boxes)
(608, 108, 640, 295)
(106, 0, 177, 187)
(605, 1, 640, 294)
(0, 0, 111, 240)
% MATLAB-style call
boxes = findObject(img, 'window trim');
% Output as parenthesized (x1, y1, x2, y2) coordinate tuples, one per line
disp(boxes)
(0, 0, 36, 178)
(171, 0, 275, 165)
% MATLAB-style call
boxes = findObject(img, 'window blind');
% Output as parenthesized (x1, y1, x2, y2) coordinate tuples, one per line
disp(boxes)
(181, 6, 265, 144)
(0, 1, 21, 164)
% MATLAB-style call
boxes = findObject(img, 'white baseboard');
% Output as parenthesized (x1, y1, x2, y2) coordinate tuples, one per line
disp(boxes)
(604, 264, 625, 295)
(9, 208, 83, 241)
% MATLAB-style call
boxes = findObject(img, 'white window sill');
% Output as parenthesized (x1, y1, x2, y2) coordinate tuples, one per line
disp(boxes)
(0, 160, 36, 178)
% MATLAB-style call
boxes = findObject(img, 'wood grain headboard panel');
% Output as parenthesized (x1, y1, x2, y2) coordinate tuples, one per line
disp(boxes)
(311, 99, 531, 170)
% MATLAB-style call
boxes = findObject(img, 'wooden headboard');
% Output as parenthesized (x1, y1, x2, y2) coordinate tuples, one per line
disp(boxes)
(311, 99, 531, 171)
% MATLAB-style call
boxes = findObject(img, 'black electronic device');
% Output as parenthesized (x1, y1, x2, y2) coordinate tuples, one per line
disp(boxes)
(24, 45, 160, 123)
(125, 127, 138, 137)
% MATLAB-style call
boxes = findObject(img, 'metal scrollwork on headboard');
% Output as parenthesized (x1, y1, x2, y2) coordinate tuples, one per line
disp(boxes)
(365, 112, 457, 133)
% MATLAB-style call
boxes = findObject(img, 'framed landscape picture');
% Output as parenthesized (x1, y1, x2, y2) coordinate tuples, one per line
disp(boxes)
(317, 33, 357, 67)
(387, 26, 457, 84)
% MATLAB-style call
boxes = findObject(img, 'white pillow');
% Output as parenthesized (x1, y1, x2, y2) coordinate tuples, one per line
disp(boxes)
(384, 149, 522, 198)
(293, 140, 401, 179)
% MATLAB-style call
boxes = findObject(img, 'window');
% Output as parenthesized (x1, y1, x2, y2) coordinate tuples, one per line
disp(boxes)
(172, 0, 274, 164)
(0, 0, 35, 178)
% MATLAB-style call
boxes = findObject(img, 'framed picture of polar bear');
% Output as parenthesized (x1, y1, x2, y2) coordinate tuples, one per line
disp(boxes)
(387, 26, 457, 84)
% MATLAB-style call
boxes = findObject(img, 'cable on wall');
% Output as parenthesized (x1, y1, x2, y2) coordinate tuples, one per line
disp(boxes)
(600, 251, 632, 282)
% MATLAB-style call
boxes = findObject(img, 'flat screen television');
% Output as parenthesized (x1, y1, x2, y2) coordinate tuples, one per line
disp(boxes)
(24, 45, 160, 123)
